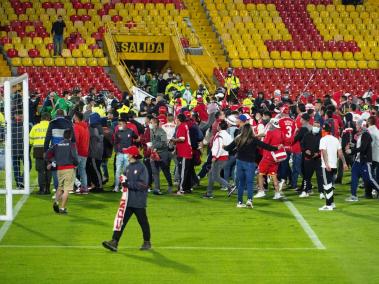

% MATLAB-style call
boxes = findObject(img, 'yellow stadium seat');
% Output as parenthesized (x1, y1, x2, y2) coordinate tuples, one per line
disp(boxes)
(346, 60, 357, 69)
(291, 51, 302, 60)
(333, 52, 343, 60)
(311, 51, 322, 60)
(263, 59, 273, 68)
(72, 49, 82, 58)
(274, 59, 284, 68)
(294, 60, 305, 68)
(242, 59, 252, 68)
(43, 58, 54, 67)
(39, 49, 50, 58)
(98, 57, 108, 67)
(336, 60, 347, 68)
(22, 57, 33, 66)
(75, 58, 86, 66)
(284, 59, 294, 68)
(65, 58, 76, 66)
(343, 52, 353, 60)
(12, 37, 21, 44)
(260, 51, 270, 59)
(93, 49, 103, 58)
(55, 57, 65, 67)
(82, 49, 93, 58)
(367, 60, 378, 69)
(270, 51, 281, 59)
(249, 50, 259, 59)
(354, 52, 364, 60)
(323, 51, 333, 60)
(231, 59, 241, 68)
(326, 60, 336, 68)
(305, 60, 315, 68)
(18, 49, 28, 58)
(357, 60, 367, 69)
(252, 59, 263, 68)
(33, 58, 44, 67)
(12, 58, 22, 66)
(280, 51, 291, 60)
(3, 43, 12, 51)
(86, 58, 97, 67)
(315, 59, 325, 68)
(61, 49, 71, 58)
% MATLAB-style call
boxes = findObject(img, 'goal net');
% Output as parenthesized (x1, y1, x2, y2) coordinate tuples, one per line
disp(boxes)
(0, 74, 30, 221)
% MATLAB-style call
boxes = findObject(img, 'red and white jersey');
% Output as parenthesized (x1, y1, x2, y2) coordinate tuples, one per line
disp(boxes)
(278, 116, 296, 147)
(161, 122, 176, 140)
(262, 128, 284, 161)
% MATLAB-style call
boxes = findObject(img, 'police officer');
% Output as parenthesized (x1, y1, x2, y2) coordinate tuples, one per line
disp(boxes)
(224, 68, 240, 102)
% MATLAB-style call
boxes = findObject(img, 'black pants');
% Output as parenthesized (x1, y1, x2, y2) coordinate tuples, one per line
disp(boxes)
(301, 159, 323, 193)
(35, 158, 52, 193)
(86, 158, 103, 189)
(143, 158, 153, 187)
(321, 168, 337, 206)
(13, 155, 24, 187)
(151, 159, 173, 191)
(336, 153, 353, 183)
(177, 157, 193, 192)
(112, 207, 150, 242)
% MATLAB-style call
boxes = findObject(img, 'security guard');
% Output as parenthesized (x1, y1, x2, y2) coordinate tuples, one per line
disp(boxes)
(242, 91, 254, 109)
(30, 112, 52, 194)
(224, 68, 240, 102)
(193, 84, 209, 101)
(165, 78, 180, 98)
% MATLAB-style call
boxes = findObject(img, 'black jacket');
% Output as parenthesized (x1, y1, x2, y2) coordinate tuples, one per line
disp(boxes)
(224, 138, 277, 164)
(125, 161, 149, 208)
(352, 131, 373, 163)
(301, 132, 321, 160)
(51, 21, 66, 35)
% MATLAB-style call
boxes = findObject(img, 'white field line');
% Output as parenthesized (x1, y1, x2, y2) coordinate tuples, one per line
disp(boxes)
(0, 245, 319, 251)
(284, 200, 326, 250)
(0, 194, 30, 242)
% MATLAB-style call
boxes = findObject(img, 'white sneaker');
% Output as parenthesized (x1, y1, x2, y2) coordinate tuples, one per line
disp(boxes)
(299, 191, 309, 198)
(51, 194, 56, 200)
(319, 193, 325, 200)
(273, 192, 284, 200)
(319, 205, 334, 211)
(331, 203, 336, 209)
(220, 187, 228, 191)
(236, 202, 246, 208)
(52, 188, 57, 193)
(278, 179, 285, 191)
(254, 191, 266, 198)
(246, 199, 253, 208)
(113, 188, 119, 193)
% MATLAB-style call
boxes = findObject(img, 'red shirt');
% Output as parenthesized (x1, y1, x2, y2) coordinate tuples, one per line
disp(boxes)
(279, 117, 296, 147)
(262, 128, 284, 161)
(175, 122, 192, 159)
(193, 103, 208, 122)
(126, 122, 139, 137)
(73, 121, 89, 157)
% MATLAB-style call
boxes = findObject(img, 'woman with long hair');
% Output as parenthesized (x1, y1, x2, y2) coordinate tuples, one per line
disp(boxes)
(224, 122, 279, 208)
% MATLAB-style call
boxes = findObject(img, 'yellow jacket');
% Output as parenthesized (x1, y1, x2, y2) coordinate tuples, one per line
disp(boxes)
(224, 76, 240, 90)
(29, 120, 49, 147)
(92, 106, 106, 117)
(242, 98, 254, 108)
(0, 112, 4, 126)
(169, 97, 187, 107)
(117, 105, 130, 114)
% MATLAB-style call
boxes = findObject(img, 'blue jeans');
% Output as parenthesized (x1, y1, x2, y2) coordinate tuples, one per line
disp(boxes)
(77, 156, 87, 188)
(351, 161, 379, 196)
(101, 159, 109, 179)
(236, 159, 256, 203)
(52, 170, 58, 190)
(224, 155, 236, 183)
(12, 155, 24, 187)
(114, 153, 128, 189)
(291, 153, 302, 188)
(53, 34, 63, 55)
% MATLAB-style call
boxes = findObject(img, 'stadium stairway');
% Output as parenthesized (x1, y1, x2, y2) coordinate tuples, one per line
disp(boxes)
(0, 55, 11, 77)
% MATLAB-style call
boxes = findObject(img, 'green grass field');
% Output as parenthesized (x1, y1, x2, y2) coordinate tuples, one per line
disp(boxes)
(1, 167, 379, 284)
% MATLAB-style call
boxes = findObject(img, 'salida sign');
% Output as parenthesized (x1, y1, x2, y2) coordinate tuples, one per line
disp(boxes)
(115, 42, 164, 53)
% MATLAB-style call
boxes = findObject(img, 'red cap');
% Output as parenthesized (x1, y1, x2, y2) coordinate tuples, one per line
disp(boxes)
(197, 97, 203, 103)
(122, 146, 140, 157)
(280, 105, 289, 114)
(159, 106, 166, 113)
(242, 106, 250, 114)
(183, 110, 191, 118)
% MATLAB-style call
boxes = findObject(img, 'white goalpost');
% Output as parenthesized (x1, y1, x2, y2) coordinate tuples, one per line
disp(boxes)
(0, 73, 30, 221)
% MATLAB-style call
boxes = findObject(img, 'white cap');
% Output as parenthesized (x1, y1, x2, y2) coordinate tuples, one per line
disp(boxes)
(274, 89, 281, 96)
(305, 103, 315, 110)
(215, 92, 224, 99)
(226, 115, 237, 126)
(270, 118, 280, 128)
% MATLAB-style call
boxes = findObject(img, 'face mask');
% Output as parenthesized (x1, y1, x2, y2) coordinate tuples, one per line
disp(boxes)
(149, 124, 154, 130)
(118, 126, 123, 130)
(283, 95, 288, 100)
(312, 127, 320, 134)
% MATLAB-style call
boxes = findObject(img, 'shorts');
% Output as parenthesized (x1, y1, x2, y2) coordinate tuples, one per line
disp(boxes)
(258, 159, 278, 176)
(58, 168, 75, 192)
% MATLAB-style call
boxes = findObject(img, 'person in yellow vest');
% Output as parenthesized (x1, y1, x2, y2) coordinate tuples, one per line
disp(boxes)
(224, 68, 240, 102)
(193, 84, 209, 102)
(30, 112, 52, 195)
(169, 91, 187, 107)
(165, 79, 180, 98)
(242, 91, 254, 109)
(117, 103, 130, 115)
(92, 103, 106, 117)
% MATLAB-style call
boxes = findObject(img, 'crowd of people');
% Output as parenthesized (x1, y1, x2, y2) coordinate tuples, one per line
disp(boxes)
(3, 67, 379, 216)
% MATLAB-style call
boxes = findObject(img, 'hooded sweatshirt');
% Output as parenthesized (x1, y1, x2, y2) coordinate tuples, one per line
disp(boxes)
(73, 120, 90, 157)
(88, 113, 104, 160)
(211, 130, 233, 161)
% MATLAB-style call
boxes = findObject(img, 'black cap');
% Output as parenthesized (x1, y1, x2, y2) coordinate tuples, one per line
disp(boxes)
(301, 113, 310, 121)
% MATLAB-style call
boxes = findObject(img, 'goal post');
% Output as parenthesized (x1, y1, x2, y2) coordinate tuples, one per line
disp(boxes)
(0, 73, 30, 221)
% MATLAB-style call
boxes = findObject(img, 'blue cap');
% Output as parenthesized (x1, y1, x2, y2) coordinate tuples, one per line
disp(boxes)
(238, 114, 248, 122)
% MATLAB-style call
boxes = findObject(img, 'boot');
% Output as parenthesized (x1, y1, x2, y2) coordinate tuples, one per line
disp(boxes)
(102, 239, 118, 252)
(140, 241, 151, 251)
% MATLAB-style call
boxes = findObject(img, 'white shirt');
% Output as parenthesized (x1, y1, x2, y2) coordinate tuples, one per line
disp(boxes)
(368, 125, 379, 162)
(161, 122, 176, 140)
(319, 135, 341, 168)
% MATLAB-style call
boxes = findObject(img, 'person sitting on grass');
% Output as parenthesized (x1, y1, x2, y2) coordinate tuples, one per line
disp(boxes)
(47, 128, 78, 214)
(102, 145, 151, 252)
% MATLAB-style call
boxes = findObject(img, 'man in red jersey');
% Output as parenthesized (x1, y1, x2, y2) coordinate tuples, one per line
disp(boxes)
(193, 97, 208, 122)
(171, 113, 193, 194)
(256, 118, 285, 199)
(277, 105, 296, 191)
